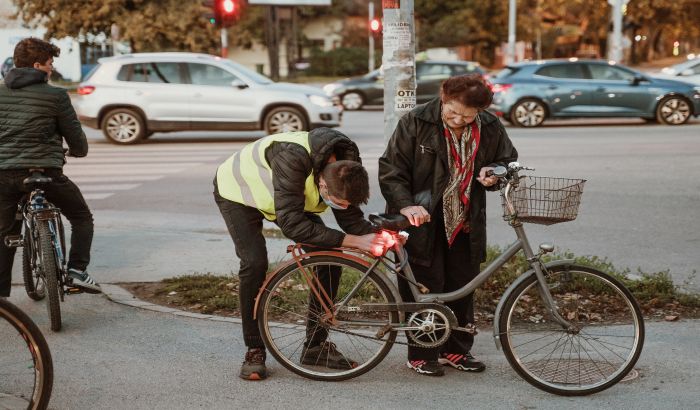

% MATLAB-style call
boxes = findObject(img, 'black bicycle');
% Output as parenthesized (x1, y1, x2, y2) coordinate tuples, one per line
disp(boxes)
(0, 298, 54, 409)
(4, 170, 83, 332)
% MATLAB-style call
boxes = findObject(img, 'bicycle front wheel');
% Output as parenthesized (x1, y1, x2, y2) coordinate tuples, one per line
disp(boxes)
(257, 255, 398, 381)
(0, 298, 54, 410)
(37, 221, 62, 332)
(499, 264, 644, 396)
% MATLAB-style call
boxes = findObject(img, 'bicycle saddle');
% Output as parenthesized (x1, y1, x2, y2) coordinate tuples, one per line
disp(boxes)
(369, 213, 411, 231)
(23, 170, 52, 186)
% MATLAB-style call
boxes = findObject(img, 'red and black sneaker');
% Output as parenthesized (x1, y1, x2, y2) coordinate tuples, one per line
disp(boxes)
(438, 352, 486, 372)
(239, 348, 267, 381)
(406, 360, 445, 377)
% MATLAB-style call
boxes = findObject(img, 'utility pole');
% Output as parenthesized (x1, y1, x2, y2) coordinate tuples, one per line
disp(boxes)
(368, 2, 375, 72)
(382, 0, 416, 144)
(607, 0, 628, 63)
(506, 0, 516, 64)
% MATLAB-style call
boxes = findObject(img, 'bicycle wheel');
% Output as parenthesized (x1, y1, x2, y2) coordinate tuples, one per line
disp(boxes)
(0, 299, 54, 410)
(257, 255, 398, 381)
(23, 236, 46, 301)
(37, 221, 62, 332)
(499, 264, 644, 396)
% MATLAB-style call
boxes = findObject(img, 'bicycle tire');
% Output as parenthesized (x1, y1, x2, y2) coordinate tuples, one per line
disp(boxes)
(37, 220, 62, 332)
(0, 298, 54, 410)
(23, 237, 45, 301)
(257, 255, 398, 381)
(498, 264, 644, 396)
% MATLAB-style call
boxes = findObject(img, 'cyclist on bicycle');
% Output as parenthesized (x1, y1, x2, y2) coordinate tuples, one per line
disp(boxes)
(0, 37, 100, 296)
(214, 128, 385, 380)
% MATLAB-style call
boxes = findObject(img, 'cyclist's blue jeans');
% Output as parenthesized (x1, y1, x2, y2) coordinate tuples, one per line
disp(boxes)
(0, 169, 93, 297)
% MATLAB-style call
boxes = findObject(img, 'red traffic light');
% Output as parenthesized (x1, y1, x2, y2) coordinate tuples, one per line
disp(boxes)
(370, 18, 381, 32)
(222, 0, 235, 14)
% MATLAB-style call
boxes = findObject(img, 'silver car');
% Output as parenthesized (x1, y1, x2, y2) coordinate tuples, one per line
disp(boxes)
(74, 52, 341, 144)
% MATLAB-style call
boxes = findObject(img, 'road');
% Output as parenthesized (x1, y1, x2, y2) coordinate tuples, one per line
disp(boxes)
(4, 114, 700, 409)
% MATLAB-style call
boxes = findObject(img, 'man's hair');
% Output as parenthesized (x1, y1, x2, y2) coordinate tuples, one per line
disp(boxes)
(440, 74, 493, 109)
(13, 38, 60, 68)
(321, 160, 370, 206)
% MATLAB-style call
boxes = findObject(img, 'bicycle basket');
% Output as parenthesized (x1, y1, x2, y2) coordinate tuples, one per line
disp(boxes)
(501, 176, 586, 225)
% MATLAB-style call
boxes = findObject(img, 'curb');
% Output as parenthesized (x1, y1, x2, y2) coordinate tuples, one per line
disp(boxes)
(101, 284, 243, 324)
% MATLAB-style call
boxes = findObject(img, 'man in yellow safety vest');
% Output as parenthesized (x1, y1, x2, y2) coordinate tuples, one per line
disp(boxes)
(214, 127, 384, 381)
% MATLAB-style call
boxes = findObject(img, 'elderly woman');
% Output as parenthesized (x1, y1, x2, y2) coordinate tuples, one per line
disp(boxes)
(379, 74, 518, 377)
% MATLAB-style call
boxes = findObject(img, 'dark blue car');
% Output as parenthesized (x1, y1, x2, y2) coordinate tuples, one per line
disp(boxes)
(489, 59, 700, 127)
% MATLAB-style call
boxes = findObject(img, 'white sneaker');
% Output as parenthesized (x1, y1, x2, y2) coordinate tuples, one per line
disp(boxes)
(67, 268, 101, 293)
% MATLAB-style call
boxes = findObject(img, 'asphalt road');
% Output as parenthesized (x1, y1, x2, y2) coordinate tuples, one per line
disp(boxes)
(4, 113, 700, 409)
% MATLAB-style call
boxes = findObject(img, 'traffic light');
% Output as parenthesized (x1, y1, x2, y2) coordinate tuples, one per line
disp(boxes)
(203, 0, 239, 28)
(369, 18, 381, 38)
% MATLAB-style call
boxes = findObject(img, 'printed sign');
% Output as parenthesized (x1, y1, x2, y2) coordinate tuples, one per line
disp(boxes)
(395, 89, 416, 110)
(382, 0, 400, 8)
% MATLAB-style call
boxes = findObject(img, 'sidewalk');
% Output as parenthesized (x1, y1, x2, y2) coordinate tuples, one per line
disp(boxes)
(3, 285, 700, 409)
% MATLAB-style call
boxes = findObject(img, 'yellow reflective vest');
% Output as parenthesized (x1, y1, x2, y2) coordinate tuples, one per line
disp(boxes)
(216, 131, 328, 220)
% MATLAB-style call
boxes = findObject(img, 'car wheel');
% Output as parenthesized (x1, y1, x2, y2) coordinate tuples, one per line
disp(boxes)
(102, 108, 146, 144)
(341, 92, 364, 111)
(655, 96, 691, 125)
(510, 99, 546, 127)
(264, 107, 308, 134)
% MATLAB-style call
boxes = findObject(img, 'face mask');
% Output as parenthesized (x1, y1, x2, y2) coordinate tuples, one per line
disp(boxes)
(320, 186, 348, 210)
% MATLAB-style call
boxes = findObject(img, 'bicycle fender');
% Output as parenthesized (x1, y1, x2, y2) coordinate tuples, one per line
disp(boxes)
(492, 259, 576, 350)
(252, 251, 402, 320)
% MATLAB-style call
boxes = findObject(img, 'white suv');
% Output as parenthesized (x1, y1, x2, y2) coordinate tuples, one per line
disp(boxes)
(74, 52, 342, 144)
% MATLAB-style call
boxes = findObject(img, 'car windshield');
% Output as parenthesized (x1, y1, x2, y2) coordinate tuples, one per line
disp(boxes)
(363, 69, 382, 79)
(220, 60, 273, 85)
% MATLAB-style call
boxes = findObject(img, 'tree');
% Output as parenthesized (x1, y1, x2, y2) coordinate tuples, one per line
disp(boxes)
(12, 0, 220, 53)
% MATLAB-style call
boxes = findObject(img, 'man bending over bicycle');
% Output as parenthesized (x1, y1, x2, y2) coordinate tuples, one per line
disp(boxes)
(214, 128, 385, 380)
(0, 37, 100, 296)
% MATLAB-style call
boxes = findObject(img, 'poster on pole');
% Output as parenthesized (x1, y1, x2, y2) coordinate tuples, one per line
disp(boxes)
(248, 0, 331, 5)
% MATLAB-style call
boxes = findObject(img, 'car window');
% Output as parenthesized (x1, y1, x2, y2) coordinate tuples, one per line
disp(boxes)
(587, 64, 635, 81)
(117, 62, 184, 83)
(417, 63, 452, 80)
(686, 61, 700, 75)
(535, 64, 586, 79)
(494, 67, 518, 79)
(450, 63, 482, 76)
(188, 63, 240, 86)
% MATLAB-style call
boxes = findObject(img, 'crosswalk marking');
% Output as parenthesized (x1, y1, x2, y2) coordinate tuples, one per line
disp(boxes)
(70, 175, 164, 183)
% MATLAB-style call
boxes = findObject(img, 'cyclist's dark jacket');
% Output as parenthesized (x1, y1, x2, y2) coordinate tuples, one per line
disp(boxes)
(379, 97, 518, 267)
(0, 68, 88, 170)
(264, 127, 373, 247)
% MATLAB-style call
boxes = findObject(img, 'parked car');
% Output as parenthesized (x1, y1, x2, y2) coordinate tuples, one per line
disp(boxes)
(652, 57, 700, 86)
(322, 60, 485, 110)
(74, 52, 341, 144)
(1, 57, 13, 78)
(489, 59, 700, 127)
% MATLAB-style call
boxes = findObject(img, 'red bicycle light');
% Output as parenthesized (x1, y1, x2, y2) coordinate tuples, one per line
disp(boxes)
(371, 245, 384, 257)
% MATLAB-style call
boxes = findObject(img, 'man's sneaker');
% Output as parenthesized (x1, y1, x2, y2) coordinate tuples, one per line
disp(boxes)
(239, 348, 267, 381)
(406, 360, 445, 377)
(67, 268, 101, 294)
(300, 341, 358, 369)
(438, 352, 486, 372)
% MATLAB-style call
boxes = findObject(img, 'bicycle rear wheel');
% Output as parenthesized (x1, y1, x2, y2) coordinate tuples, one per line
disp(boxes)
(499, 264, 644, 396)
(37, 221, 62, 332)
(23, 236, 46, 301)
(0, 298, 54, 410)
(257, 255, 398, 381)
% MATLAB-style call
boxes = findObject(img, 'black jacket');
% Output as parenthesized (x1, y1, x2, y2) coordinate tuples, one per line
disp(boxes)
(0, 68, 88, 170)
(266, 128, 374, 248)
(379, 98, 518, 266)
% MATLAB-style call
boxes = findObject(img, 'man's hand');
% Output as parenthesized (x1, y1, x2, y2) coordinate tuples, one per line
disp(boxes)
(477, 167, 498, 187)
(342, 233, 385, 252)
(400, 205, 430, 227)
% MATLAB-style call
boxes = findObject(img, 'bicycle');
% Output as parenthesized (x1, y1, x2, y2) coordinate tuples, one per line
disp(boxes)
(254, 162, 645, 396)
(4, 169, 84, 332)
(0, 298, 54, 409)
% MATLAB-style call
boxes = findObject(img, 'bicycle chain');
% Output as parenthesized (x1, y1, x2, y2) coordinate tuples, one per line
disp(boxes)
(332, 311, 440, 349)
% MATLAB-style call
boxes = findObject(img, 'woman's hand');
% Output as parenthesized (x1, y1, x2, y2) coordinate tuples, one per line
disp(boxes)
(342, 233, 385, 252)
(477, 167, 498, 187)
(400, 205, 430, 227)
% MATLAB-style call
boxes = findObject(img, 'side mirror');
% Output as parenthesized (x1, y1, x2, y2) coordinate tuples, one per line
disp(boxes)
(231, 79, 248, 89)
(631, 75, 646, 85)
(680, 68, 694, 76)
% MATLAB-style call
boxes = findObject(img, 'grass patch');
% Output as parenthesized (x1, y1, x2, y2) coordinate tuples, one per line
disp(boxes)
(124, 245, 699, 320)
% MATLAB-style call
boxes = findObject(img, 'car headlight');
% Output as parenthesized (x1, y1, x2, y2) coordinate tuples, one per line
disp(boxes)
(309, 94, 334, 107)
(322, 83, 341, 96)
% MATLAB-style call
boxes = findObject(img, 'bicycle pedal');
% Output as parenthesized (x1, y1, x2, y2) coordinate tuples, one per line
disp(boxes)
(3, 235, 23, 247)
(66, 287, 84, 294)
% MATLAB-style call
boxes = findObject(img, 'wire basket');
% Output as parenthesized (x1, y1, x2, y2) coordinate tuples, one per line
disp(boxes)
(501, 176, 586, 225)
